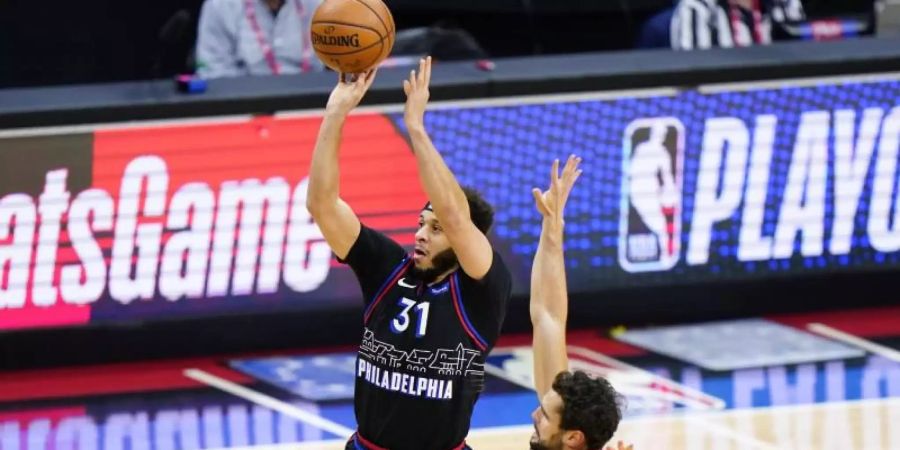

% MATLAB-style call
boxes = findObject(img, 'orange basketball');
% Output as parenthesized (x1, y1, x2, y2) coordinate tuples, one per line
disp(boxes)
(310, 0, 395, 74)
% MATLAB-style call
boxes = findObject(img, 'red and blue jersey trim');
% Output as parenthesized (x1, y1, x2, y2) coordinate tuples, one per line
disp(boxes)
(449, 273, 488, 352)
(352, 432, 468, 450)
(353, 432, 389, 450)
(363, 257, 413, 325)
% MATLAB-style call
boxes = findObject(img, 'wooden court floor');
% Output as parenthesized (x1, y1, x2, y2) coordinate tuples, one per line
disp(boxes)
(290, 397, 900, 450)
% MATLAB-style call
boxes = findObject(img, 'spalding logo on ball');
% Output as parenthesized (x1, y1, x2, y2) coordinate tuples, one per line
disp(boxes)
(311, 0, 396, 74)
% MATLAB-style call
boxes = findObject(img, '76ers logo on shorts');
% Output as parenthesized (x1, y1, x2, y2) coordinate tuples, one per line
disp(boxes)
(619, 118, 685, 273)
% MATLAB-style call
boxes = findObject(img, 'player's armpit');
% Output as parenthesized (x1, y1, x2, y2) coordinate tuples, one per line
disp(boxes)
(307, 197, 361, 260)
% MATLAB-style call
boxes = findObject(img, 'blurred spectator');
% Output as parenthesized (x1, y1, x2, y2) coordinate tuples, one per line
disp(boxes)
(878, 0, 900, 36)
(195, 0, 324, 78)
(638, 0, 806, 50)
(390, 23, 488, 61)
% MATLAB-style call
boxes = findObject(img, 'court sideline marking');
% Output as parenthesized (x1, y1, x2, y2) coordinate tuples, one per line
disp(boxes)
(807, 323, 900, 363)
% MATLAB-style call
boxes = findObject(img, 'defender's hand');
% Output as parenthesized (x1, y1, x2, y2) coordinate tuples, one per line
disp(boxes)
(532, 155, 583, 225)
(403, 56, 432, 128)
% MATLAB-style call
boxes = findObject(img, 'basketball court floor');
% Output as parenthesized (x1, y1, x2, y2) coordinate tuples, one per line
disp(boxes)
(2, 305, 898, 450)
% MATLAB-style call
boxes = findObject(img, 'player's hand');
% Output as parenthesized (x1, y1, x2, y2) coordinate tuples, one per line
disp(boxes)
(532, 155, 582, 225)
(403, 56, 432, 129)
(604, 441, 634, 450)
(325, 69, 377, 116)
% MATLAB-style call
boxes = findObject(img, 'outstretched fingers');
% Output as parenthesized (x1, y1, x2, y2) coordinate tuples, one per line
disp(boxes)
(532, 187, 550, 217)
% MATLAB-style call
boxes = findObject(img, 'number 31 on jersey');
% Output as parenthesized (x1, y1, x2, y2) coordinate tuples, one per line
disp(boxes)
(391, 298, 430, 337)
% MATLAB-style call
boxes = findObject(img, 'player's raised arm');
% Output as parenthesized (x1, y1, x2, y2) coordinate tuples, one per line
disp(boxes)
(402, 57, 494, 280)
(306, 70, 377, 260)
(530, 155, 582, 398)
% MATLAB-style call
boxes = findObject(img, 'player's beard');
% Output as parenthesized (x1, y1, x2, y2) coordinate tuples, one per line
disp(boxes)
(412, 247, 458, 284)
(529, 430, 562, 450)
(529, 439, 555, 450)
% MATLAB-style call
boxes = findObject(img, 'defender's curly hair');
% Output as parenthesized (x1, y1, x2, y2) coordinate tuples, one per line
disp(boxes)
(552, 370, 623, 449)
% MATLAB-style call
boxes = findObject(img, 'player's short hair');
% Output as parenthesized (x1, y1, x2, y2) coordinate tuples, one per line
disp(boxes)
(424, 187, 494, 235)
(553, 370, 623, 449)
(462, 186, 494, 235)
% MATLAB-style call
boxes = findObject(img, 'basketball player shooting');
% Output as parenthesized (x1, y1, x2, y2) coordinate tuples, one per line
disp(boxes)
(306, 58, 513, 450)
(530, 156, 629, 450)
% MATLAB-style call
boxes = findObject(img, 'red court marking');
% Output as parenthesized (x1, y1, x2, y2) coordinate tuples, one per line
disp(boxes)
(0, 358, 249, 403)
(769, 305, 900, 339)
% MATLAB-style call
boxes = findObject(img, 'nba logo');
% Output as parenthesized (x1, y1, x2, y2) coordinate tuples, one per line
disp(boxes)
(619, 118, 685, 273)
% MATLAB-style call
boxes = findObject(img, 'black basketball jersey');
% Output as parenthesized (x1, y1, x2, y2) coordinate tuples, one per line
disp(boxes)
(341, 225, 512, 450)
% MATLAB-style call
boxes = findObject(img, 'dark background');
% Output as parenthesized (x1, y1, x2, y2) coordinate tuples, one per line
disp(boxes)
(0, 0, 741, 88)
(0, 0, 876, 88)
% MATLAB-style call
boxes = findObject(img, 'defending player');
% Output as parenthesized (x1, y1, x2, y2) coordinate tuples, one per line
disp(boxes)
(306, 58, 513, 450)
(529, 156, 627, 450)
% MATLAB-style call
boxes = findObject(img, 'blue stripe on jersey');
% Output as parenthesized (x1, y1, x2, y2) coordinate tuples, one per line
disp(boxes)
(451, 273, 489, 350)
(363, 256, 410, 321)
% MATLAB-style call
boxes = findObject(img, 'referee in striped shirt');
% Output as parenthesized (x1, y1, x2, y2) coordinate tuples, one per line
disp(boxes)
(638, 0, 806, 50)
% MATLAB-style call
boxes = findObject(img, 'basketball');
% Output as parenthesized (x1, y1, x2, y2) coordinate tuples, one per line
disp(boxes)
(310, 0, 395, 74)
